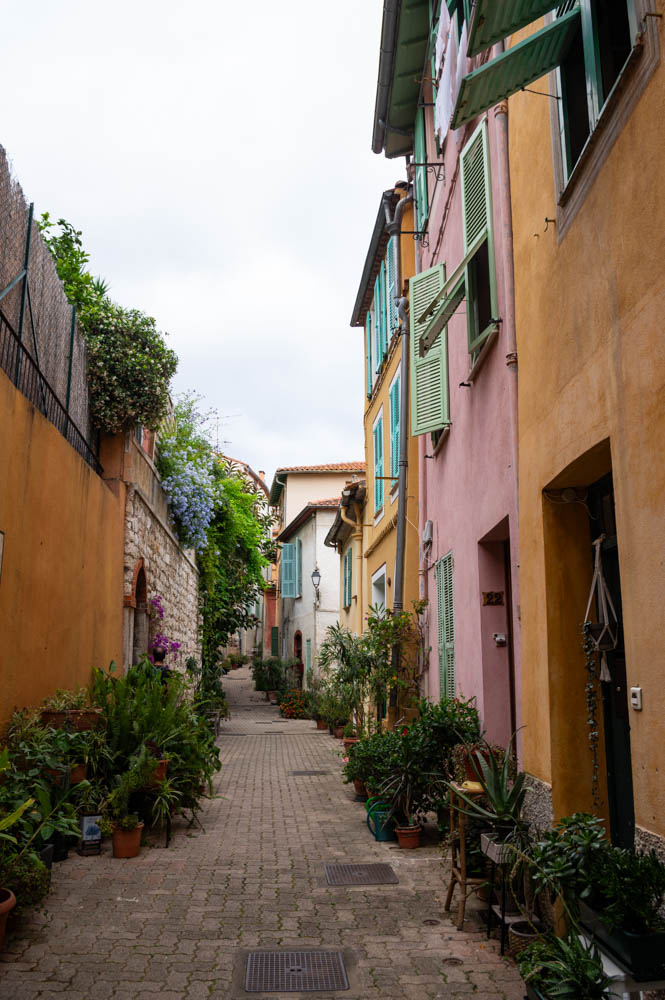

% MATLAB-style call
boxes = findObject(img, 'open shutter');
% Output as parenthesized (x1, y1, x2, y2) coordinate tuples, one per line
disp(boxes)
(435, 552, 456, 700)
(452, 8, 580, 128)
(365, 312, 372, 396)
(373, 279, 382, 372)
(468, 0, 565, 56)
(379, 260, 388, 357)
(295, 537, 302, 597)
(385, 236, 398, 337)
(347, 545, 353, 604)
(373, 419, 384, 512)
(390, 378, 400, 480)
(409, 265, 450, 436)
(271, 626, 279, 657)
(305, 638, 311, 672)
(461, 120, 496, 353)
(281, 543, 296, 598)
(414, 108, 429, 234)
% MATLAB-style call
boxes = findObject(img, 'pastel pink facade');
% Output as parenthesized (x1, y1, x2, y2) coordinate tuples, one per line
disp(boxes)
(417, 106, 521, 748)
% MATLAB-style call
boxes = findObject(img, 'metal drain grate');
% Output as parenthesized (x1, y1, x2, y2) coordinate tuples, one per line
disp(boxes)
(324, 863, 398, 886)
(245, 951, 349, 992)
(289, 770, 330, 776)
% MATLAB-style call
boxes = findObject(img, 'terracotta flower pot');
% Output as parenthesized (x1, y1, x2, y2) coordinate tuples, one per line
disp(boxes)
(462, 747, 490, 781)
(353, 779, 368, 800)
(343, 737, 359, 752)
(69, 763, 88, 784)
(395, 825, 422, 849)
(147, 759, 168, 788)
(0, 889, 16, 948)
(40, 709, 103, 732)
(333, 726, 345, 739)
(315, 719, 328, 731)
(112, 822, 144, 859)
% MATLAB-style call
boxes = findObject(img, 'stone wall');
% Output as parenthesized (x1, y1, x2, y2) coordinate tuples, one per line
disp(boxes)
(123, 482, 200, 671)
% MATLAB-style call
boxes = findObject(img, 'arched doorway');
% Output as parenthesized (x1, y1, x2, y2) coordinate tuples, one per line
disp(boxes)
(132, 565, 149, 665)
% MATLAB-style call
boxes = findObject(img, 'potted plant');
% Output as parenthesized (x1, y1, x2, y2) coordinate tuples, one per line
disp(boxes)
(342, 722, 359, 752)
(378, 728, 444, 849)
(447, 736, 526, 851)
(40, 687, 102, 731)
(517, 933, 617, 999)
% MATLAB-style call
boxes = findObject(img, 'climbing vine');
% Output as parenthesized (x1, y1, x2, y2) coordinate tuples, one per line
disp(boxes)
(582, 622, 602, 807)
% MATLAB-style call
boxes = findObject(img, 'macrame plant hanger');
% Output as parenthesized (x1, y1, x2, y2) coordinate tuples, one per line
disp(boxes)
(584, 534, 618, 682)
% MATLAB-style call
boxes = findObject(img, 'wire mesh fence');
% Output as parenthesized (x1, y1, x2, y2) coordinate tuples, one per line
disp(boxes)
(0, 145, 94, 457)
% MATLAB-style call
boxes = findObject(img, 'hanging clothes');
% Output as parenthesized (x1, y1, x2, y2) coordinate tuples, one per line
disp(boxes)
(454, 20, 469, 147)
(435, 15, 456, 145)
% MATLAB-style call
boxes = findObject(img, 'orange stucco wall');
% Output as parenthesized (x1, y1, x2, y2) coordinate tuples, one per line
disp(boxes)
(0, 371, 125, 731)
(510, 22, 665, 834)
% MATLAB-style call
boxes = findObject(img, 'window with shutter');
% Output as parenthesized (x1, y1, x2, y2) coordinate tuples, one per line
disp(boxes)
(343, 546, 353, 608)
(409, 265, 450, 436)
(389, 376, 401, 481)
(281, 543, 296, 598)
(305, 638, 312, 673)
(435, 551, 456, 699)
(271, 626, 279, 657)
(295, 537, 302, 598)
(373, 416, 384, 513)
(385, 236, 398, 339)
(379, 260, 388, 358)
(365, 312, 373, 397)
(414, 108, 429, 235)
(461, 120, 497, 357)
(373, 278, 383, 373)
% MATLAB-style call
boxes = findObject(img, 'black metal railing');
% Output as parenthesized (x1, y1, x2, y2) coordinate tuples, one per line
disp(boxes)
(0, 307, 102, 475)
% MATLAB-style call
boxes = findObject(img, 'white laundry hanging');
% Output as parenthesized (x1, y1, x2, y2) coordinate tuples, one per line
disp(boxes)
(435, 16, 456, 144)
(454, 19, 469, 147)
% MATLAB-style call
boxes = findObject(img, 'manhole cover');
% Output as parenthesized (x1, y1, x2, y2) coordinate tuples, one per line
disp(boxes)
(423, 918, 441, 926)
(324, 863, 398, 886)
(245, 951, 349, 992)
(441, 957, 464, 966)
(289, 770, 330, 776)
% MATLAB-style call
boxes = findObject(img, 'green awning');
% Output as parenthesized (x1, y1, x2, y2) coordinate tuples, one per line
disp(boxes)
(373, 0, 431, 158)
(451, 8, 580, 129)
(467, 0, 566, 57)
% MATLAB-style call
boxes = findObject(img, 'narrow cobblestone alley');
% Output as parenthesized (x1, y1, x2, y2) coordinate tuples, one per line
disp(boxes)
(1, 668, 526, 1000)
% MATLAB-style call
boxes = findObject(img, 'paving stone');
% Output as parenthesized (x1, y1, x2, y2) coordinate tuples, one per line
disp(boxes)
(2, 665, 527, 998)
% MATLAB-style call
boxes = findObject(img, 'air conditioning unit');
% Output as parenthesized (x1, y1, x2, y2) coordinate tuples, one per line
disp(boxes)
(422, 520, 433, 548)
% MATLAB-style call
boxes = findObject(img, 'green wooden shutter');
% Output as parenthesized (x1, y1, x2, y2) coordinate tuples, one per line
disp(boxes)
(390, 377, 400, 481)
(365, 312, 372, 396)
(373, 418, 384, 512)
(468, 0, 567, 56)
(386, 236, 398, 338)
(461, 120, 497, 353)
(271, 626, 279, 657)
(414, 108, 428, 234)
(344, 546, 353, 607)
(373, 279, 382, 372)
(379, 260, 388, 357)
(305, 638, 312, 672)
(452, 8, 581, 128)
(295, 537, 302, 598)
(281, 543, 296, 598)
(409, 265, 450, 436)
(435, 551, 456, 700)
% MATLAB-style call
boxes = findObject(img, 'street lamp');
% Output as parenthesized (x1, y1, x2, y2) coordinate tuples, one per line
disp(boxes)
(311, 568, 321, 589)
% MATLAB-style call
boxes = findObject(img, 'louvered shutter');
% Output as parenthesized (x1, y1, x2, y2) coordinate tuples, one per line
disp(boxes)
(409, 265, 450, 435)
(271, 626, 279, 657)
(386, 236, 398, 338)
(305, 638, 312, 672)
(344, 546, 353, 607)
(295, 537, 302, 597)
(373, 419, 384, 512)
(365, 312, 372, 396)
(414, 108, 428, 234)
(461, 119, 497, 352)
(281, 543, 296, 598)
(373, 279, 382, 372)
(435, 552, 456, 700)
(379, 260, 388, 357)
(390, 378, 401, 480)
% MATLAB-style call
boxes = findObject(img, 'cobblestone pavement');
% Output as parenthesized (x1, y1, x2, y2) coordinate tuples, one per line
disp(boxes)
(1, 667, 527, 999)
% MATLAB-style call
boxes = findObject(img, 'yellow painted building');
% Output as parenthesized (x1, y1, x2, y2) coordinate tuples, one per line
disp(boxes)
(327, 186, 420, 711)
(453, 4, 665, 847)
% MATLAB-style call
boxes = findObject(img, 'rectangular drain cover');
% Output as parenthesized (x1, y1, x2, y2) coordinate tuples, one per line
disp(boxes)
(289, 770, 330, 776)
(324, 863, 398, 886)
(245, 951, 349, 992)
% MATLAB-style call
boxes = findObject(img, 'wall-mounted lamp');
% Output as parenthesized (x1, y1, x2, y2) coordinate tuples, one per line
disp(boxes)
(311, 568, 321, 589)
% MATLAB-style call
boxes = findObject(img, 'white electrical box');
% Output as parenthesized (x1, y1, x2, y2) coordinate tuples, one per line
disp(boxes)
(630, 686, 643, 711)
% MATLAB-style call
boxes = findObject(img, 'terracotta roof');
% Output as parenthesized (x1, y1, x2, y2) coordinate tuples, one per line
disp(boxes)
(274, 462, 365, 473)
(308, 496, 342, 507)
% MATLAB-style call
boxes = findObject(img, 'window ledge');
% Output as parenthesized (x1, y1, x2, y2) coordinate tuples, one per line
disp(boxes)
(467, 325, 499, 381)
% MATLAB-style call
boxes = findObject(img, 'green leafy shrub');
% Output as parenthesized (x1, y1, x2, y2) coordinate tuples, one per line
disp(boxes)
(0, 851, 50, 917)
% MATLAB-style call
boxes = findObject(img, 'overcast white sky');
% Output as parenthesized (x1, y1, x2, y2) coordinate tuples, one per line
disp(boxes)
(2, 1, 403, 485)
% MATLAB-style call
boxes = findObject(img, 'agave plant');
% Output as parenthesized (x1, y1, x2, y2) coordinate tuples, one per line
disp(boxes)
(447, 734, 526, 837)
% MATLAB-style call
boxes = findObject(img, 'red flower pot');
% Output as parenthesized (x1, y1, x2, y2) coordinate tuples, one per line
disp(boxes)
(69, 763, 88, 784)
(353, 779, 368, 800)
(112, 822, 144, 859)
(315, 719, 328, 731)
(333, 726, 345, 739)
(0, 889, 16, 948)
(40, 709, 103, 731)
(395, 825, 422, 849)
(343, 737, 359, 752)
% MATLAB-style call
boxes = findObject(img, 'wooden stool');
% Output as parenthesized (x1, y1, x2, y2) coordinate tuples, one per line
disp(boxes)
(444, 781, 485, 929)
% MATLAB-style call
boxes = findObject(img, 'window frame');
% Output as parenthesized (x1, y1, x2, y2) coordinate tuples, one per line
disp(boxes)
(373, 409, 385, 517)
(388, 369, 401, 497)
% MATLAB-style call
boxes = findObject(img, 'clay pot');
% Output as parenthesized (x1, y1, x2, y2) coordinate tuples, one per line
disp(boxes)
(40, 709, 103, 732)
(395, 825, 422, 849)
(343, 737, 359, 752)
(148, 759, 168, 787)
(0, 889, 16, 948)
(315, 719, 328, 731)
(462, 747, 490, 781)
(332, 726, 345, 739)
(112, 822, 144, 859)
(353, 779, 368, 800)
(69, 763, 88, 784)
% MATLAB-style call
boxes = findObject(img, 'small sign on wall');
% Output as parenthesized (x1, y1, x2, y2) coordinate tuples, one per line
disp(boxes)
(482, 591, 504, 606)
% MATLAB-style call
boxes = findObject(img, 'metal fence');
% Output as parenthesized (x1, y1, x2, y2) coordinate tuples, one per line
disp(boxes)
(0, 145, 99, 471)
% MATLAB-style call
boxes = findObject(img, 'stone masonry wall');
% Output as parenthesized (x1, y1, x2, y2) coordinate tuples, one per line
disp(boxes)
(124, 484, 200, 669)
